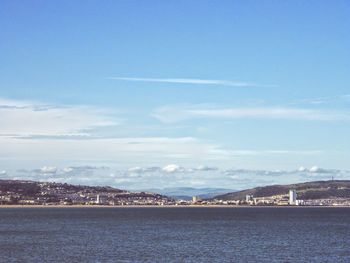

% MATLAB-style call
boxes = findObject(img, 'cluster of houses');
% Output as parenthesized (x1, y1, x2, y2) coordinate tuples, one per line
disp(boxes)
(0, 181, 173, 206)
(209, 189, 350, 206)
(2, 180, 350, 207)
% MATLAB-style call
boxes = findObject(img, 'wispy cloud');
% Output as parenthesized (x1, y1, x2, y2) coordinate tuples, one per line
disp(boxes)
(0, 97, 119, 138)
(0, 135, 235, 167)
(152, 105, 350, 123)
(107, 77, 276, 87)
(290, 94, 350, 106)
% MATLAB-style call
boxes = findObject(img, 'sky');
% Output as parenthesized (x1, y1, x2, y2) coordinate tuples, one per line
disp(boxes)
(1, 0, 350, 190)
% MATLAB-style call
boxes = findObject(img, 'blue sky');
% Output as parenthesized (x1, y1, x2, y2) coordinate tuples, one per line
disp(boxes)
(1, 1, 349, 189)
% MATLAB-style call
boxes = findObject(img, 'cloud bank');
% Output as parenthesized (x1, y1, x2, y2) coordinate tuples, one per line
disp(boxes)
(6, 165, 348, 190)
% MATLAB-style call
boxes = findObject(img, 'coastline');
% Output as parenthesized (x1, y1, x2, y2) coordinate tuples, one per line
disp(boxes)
(1, 204, 349, 208)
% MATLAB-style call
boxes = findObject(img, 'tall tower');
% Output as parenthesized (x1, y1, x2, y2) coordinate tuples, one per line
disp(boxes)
(289, 189, 297, 205)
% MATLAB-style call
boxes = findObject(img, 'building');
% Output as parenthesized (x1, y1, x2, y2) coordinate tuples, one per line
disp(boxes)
(245, 194, 253, 202)
(96, 194, 107, 205)
(289, 189, 297, 205)
(192, 196, 201, 203)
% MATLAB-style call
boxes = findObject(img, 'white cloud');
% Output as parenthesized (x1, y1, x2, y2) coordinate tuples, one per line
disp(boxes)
(0, 97, 118, 138)
(295, 166, 338, 174)
(152, 105, 350, 123)
(290, 94, 350, 106)
(107, 77, 275, 87)
(61, 166, 109, 174)
(7, 164, 350, 190)
(309, 166, 320, 173)
(0, 136, 234, 167)
(15, 165, 111, 185)
(222, 167, 349, 178)
(0, 98, 232, 165)
(308, 166, 332, 174)
(40, 166, 58, 174)
(127, 165, 218, 175)
(298, 166, 307, 172)
(162, 164, 185, 173)
(63, 167, 74, 173)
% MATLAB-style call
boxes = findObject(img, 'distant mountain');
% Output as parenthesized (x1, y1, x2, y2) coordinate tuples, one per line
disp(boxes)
(214, 180, 350, 200)
(143, 187, 235, 200)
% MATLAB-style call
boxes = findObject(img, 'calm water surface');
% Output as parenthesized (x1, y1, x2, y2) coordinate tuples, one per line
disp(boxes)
(0, 207, 349, 263)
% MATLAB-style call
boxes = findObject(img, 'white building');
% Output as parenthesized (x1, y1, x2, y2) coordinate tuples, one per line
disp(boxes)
(289, 189, 297, 205)
(96, 194, 107, 205)
(192, 196, 201, 203)
(245, 194, 253, 202)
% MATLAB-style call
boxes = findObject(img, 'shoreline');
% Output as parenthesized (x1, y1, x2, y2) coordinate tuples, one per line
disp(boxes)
(1, 204, 350, 208)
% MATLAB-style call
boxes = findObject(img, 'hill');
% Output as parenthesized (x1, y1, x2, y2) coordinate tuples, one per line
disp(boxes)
(0, 179, 125, 195)
(214, 180, 350, 200)
(0, 179, 172, 205)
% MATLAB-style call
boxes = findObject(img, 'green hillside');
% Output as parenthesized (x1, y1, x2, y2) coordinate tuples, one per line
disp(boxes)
(214, 180, 350, 200)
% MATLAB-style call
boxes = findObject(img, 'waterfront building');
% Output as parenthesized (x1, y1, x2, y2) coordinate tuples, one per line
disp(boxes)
(96, 194, 107, 205)
(289, 189, 297, 205)
(192, 196, 201, 203)
(245, 194, 253, 202)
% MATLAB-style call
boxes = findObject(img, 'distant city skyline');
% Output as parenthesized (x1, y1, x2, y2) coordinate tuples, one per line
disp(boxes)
(1, 1, 349, 189)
